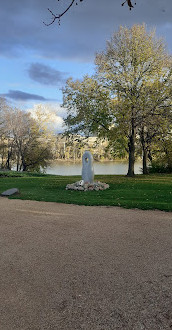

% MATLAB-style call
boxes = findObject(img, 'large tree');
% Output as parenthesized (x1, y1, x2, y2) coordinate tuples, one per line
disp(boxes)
(63, 76, 128, 158)
(63, 76, 114, 137)
(136, 79, 172, 173)
(63, 24, 172, 176)
(95, 24, 172, 176)
(0, 98, 11, 168)
(0, 104, 54, 172)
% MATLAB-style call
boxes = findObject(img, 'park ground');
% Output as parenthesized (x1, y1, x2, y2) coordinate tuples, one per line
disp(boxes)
(0, 172, 172, 211)
(0, 197, 172, 329)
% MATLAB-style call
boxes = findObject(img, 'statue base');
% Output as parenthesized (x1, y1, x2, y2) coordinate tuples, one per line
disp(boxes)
(66, 181, 109, 191)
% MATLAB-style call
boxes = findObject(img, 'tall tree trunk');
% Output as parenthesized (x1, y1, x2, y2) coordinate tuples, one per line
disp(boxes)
(148, 149, 152, 162)
(22, 162, 27, 171)
(140, 127, 149, 175)
(16, 153, 20, 171)
(1, 154, 4, 168)
(142, 149, 149, 174)
(5, 149, 12, 170)
(127, 124, 135, 177)
(22, 166, 27, 171)
(21, 155, 27, 171)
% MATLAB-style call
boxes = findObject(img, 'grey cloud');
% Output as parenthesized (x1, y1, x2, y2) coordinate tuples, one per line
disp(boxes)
(2, 90, 49, 101)
(0, 0, 172, 61)
(28, 63, 67, 85)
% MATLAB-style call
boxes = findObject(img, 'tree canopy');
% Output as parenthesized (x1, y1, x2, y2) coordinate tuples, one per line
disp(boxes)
(0, 100, 55, 172)
(62, 24, 172, 176)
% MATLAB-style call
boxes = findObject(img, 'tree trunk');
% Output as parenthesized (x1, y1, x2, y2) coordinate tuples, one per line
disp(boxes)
(22, 160, 27, 171)
(16, 154, 20, 171)
(148, 149, 152, 162)
(22, 163, 27, 171)
(1, 154, 4, 168)
(142, 149, 149, 174)
(5, 150, 12, 170)
(127, 127, 135, 177)
(140, 127, 149, 175)
(21, 155, 27, 171)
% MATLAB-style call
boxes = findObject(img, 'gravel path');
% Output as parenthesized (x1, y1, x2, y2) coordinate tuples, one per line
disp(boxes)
(0, 197, 172, 330)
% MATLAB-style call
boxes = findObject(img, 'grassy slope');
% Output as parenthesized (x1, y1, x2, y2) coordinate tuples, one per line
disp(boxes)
(0, 172, 172, 211)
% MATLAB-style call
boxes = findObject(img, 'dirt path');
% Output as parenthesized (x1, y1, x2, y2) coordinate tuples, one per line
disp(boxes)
(0, 197, 172, 329)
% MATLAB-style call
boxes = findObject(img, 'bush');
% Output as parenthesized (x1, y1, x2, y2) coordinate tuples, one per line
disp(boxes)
(149, 161, 172, 174)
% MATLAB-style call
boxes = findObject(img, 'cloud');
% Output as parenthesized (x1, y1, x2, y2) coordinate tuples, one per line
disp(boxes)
(2, 90, 49, 101)
(28, 63, 67, 85)
(29, 103, 66, 133)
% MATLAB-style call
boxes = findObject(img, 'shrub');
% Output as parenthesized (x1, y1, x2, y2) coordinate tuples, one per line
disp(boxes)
(149, 161, 172, 174)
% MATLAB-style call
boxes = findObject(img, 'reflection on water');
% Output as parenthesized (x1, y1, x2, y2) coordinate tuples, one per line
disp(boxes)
(45, 160, 142, 176)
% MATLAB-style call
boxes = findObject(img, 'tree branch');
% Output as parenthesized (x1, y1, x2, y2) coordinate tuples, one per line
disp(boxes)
(44, 0, 77, 26)
(92, 118, 109, 132)
(44, 0, 136, 26)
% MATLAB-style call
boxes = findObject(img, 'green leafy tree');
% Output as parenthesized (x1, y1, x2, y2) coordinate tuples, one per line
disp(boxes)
(63, 76, 114, 137)
(0, 98, 15, 169)
(95, 24, 172, 175)
(63, 25, 172, 176)
(136, 79, 172, 173)
(12, 109, 54, 172)
(0, 105, 54, 172)
(149, 131, 172, 173)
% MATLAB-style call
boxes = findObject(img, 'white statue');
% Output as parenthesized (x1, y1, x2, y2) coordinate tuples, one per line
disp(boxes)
(82, 151, 94, 183)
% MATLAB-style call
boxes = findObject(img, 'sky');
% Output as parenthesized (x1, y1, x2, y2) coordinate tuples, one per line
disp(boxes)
(0, 0, 172, 132)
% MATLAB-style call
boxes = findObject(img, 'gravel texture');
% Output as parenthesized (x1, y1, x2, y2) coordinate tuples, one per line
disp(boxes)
(0, 197, 172, 330)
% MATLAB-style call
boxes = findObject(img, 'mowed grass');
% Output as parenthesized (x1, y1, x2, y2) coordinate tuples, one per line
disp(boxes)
(0, 171, 172, 211)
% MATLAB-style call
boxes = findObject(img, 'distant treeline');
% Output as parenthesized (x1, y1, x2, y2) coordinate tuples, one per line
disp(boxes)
(54, 135, 116, 161)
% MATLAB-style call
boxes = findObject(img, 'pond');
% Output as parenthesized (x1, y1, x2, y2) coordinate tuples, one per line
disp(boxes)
(45, 160, 142, 176)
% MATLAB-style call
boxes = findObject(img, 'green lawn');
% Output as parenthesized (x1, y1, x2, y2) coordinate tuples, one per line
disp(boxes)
(0, 171, 172, 212)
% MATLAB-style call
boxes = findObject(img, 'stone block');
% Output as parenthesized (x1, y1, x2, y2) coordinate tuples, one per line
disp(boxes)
(1, 188, 19, 197)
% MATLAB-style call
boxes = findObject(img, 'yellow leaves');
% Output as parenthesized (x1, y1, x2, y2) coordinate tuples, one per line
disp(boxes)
(106, 24, 170, 72)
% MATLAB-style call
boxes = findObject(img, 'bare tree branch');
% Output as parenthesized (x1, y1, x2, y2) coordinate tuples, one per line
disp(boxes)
(43, 0, 82, 26)
(43, 0, 136, 26)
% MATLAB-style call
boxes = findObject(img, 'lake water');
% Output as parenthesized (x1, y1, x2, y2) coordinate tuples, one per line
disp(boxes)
(45, 160, 142, 176)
